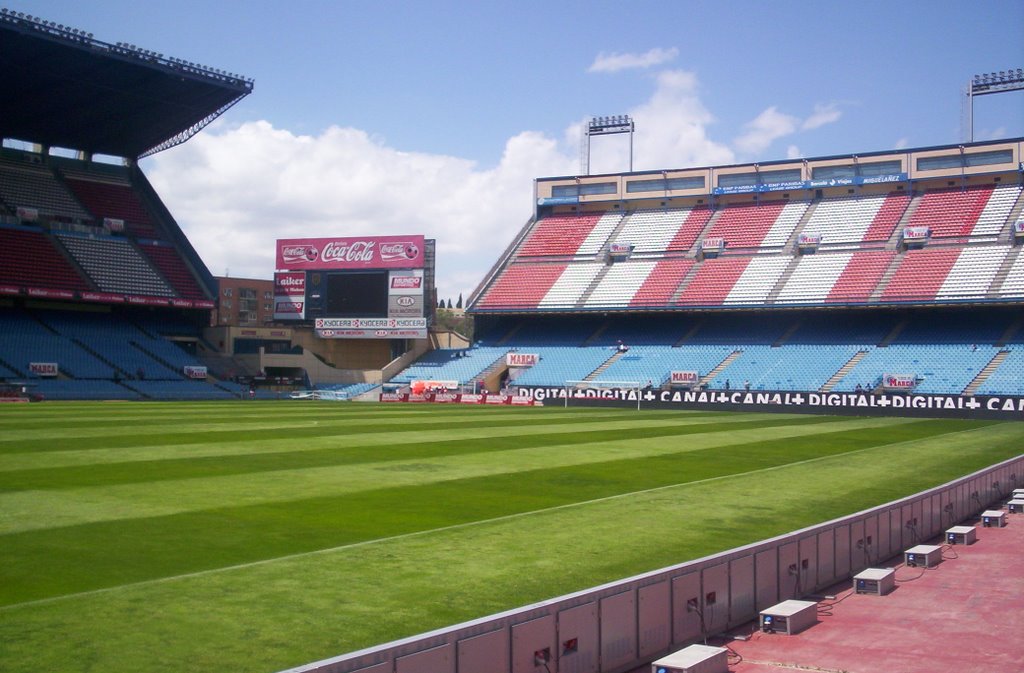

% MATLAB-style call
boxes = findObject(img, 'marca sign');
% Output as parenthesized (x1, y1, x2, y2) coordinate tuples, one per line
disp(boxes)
(276, 235, 424, 270)
(506, 353, 539, 367)
(670, 370, 699, 386)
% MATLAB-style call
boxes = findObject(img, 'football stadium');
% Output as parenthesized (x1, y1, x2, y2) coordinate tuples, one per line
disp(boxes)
(1, 9, 1024, 673)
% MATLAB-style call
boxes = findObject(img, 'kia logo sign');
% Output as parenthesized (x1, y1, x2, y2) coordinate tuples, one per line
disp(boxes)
(396, 296, 415, 307)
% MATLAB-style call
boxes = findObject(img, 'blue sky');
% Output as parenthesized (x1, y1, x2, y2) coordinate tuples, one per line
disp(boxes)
(8, 0, 1024, 300)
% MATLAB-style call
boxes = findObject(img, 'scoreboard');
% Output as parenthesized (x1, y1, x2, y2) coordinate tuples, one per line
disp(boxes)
(273, 235, 434, 339)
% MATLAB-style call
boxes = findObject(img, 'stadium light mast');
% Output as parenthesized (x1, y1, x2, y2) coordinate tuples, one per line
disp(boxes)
(581, 115, 635, 175)
(962, 68, 1024, 142)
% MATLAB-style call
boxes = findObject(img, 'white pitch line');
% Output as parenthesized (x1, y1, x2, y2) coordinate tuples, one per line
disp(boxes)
(0, 423, 994, 612)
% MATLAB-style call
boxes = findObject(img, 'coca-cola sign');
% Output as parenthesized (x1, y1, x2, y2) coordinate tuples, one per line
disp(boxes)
(276, 235, 424, 270)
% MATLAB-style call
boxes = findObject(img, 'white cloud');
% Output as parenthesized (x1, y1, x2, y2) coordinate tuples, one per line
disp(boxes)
(733, 106, 799, 155)
(144, 121, 574, 301)
(786, 145, 802, 160)
(893, 137, 910, 150)
(801, 103, 842, 131)
(142, 70, 732, 300)
(588, 47, 679, 73)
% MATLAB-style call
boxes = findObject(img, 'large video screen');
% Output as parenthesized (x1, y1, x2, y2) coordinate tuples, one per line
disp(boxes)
(324, 271, 389, 317)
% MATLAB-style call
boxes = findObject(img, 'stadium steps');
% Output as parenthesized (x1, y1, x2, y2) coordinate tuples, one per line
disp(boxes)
(963, 349, 1011, 395)
(819, 349, 869, 392)
(576, 263, 613, 308)
(49, 231, 99, 291)
(667, 261, 704, 304)
(585, 350, 626, 381)
(886, 192, 922, 250)
(781, 196, 821, 252)
(699, 349, 742, 387)
(475, 352, 512, 383)
(868, 251, 905, 301)
(689, 208, 724, 256)
(878, 318, 909, 346)
(598, 213, 634, 256)
(70, 337, 128, 377)
(999, 188, 1024, 243)
(582, 321, 611, 346)
(0, 354, 23, 377)
(765, 255, 802, 304)
(996, 315, 1024, 346)
(987, 244, 1022, 298)
(129, 340, 182, 377)
(772, 319, 804, 347)
(496, 322, 525, 345)
(673, 318, 706, 346)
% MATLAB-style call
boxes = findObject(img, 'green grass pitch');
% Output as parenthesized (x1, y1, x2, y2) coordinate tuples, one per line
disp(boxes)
(0, 401, 1021, 673)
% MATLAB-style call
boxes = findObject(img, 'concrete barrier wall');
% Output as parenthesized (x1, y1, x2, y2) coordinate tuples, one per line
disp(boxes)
(280, 456, 1023, 673)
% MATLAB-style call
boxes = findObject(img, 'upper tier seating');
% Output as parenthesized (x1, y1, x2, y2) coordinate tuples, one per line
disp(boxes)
(775, 252, 853, 304)
(704, 200, 808, 249)
(584, 260, 657, 307)
(477, 263, 566, 309)
(538, 262, 604, 308)
(826, 250, 896, 303)
(630, 258, 695, 307)
(0, 157, 91, 221)
(906, 185, 1021, 239)
(882, 246, 1009, 302)
(517, 212, 622, 257)
(675, 256, 751, 306)
(722, 256, 791, 305)
(62, 173, 162, 238)
(609, 206, 712, 254)
(997, 249, 1024, 298)
(0, 226, 91, 292)
(55, 232, 175, 296)
(801, 192, 910, 246)
(137, 240, 207, 299)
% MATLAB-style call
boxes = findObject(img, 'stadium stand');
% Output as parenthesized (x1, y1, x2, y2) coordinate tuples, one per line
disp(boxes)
(0, 225, 92, 292)
(54, 232, 176, 296)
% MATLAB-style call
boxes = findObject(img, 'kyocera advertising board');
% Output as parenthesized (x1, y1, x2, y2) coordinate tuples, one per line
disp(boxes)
(276, 235, 425, 270)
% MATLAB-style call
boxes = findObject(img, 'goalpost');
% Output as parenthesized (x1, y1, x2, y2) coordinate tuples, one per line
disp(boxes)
(563, 380, 643, 411)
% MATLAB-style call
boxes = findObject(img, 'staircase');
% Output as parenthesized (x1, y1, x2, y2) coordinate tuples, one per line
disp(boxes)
(673, 318, 706, 346)
(668, 262, 704, 305)
(476, 352, 512, 383)
(878, 319, 909, 347)
(689, 208, 724, 256)
(765, 256, 802, 303)
(820, 349, 869, 392)
(772, 319, 803, 347)
(699, 349, 742, 387)
(998, 187, 1024, 243)
(986, 245, 1022, 298)
(597, 213, 634, 257)
(496, 321, 524, 345)
(585, 350, 626, 381)
(582, 321, 612, 346)
(963, 350, 1011, 396)
(996, 315, 1024, 347)
(869, 252, 905, 301)
(885, 191, 922, 250)
(781, 197, 821, 252)
(576, 263, 613, 308)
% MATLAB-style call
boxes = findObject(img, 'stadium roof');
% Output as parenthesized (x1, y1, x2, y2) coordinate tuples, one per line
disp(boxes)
(0, 10, 253, 159)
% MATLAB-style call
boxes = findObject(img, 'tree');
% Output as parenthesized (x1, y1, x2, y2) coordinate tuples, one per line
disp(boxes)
(447, 298, 453, 309)
(456, 293, 463, 309)
(437, 298, 445, 308)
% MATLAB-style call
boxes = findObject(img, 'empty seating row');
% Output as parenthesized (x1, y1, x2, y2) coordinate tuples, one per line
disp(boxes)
(706, 344, 863, 391)
(801, 192, 909, 246)
(0, 157, 92, 221)
(833, 344, 997, 394)
(55, 232, 175, 296)
(907, 185, 1021, 239)
(62, 172, 161, 238)
(0, 226, 91, 291)
(704, 200, 809, 249)
(610, 206, 712, 254)
(137, 241, 207, 299)
(517, 212, 622, 257)
(477, 263, 565, 309)
(391, 347, 509, 385)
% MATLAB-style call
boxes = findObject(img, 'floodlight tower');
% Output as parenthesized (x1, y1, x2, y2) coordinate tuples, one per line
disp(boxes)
(962, 68, 1024, 142)
(580, 115, 635, 175)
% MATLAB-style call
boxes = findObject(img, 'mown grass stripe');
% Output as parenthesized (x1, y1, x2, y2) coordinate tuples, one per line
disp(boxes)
(0, 413, 842, 490)
(0, 416, 912, 535)
(0, 418, 994, 605)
